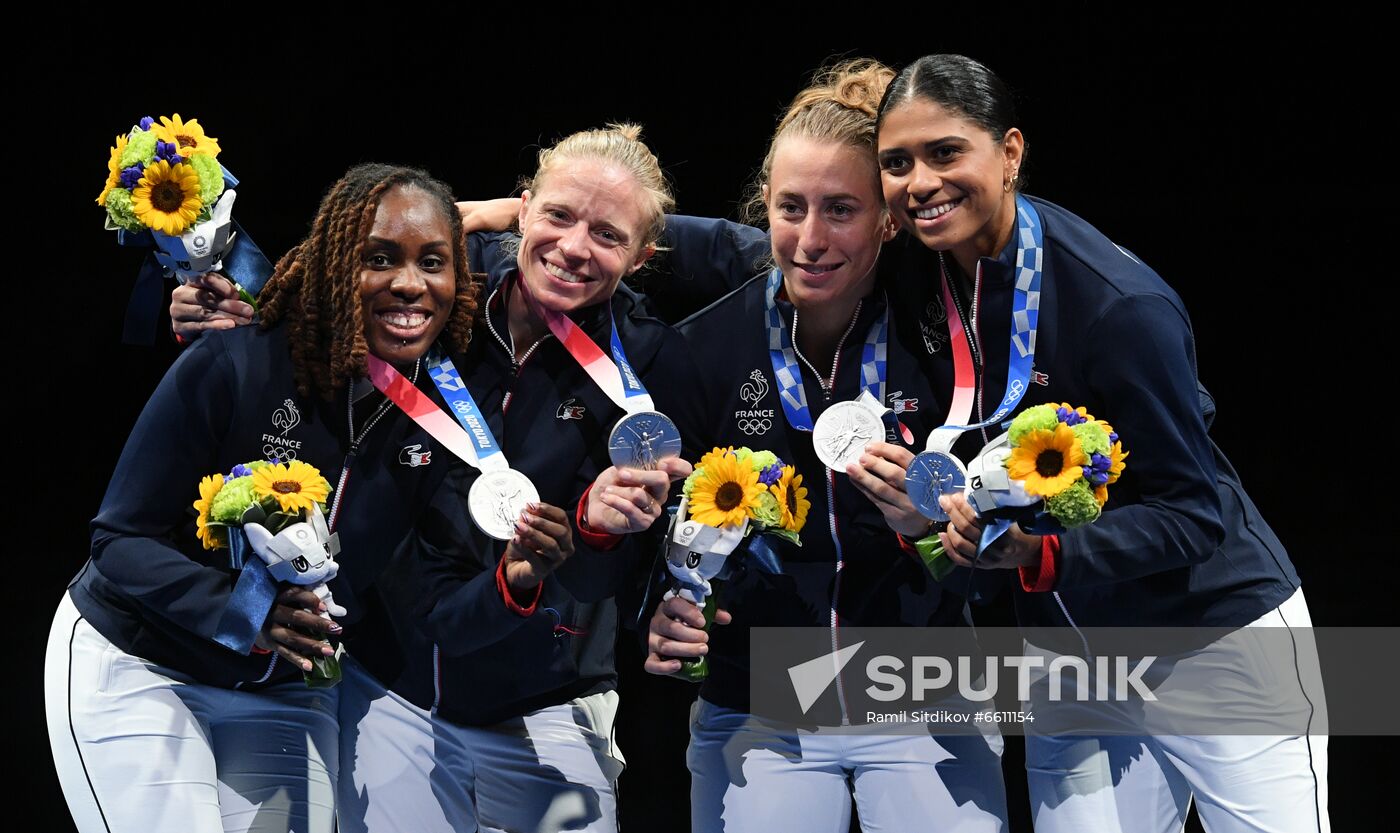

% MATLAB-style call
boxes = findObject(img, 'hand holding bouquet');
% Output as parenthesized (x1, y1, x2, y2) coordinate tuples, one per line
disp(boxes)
(196, 459, 345, 686)
(661, 447, 809, 681)
(917, 403, 1128, 581)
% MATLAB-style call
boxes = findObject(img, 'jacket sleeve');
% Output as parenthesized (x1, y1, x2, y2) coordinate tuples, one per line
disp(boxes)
(88, 335, 245, 643)
(1053, 294, 1225, 588)
(466, 231, 519, 285)
(412, 464, 537, 657)
(656, 215, 771, 304)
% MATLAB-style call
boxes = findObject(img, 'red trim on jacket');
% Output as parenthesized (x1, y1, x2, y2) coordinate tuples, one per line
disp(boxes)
(496, 556, 543, 616)
(1019, 534, 1059, 592)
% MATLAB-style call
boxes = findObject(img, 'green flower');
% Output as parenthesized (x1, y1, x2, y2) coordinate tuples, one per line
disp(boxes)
(1045, 480, 1101, 528)
(189, 154, 225, 205)
(248, 460, 272, 471)
(1071, 422, 1110, 457)
(682, 466, 703, 499)
(103, 188, 145, 233)
(210, 475, 257, 523)
(750, 490, 782, 527)
(119, 129, 157, 168)
(1009, 404, 1060, 445)
(746, 450, 777, 472)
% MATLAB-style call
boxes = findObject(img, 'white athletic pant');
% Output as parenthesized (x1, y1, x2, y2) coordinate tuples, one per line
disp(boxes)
(337, 657, 624, 833)
(45, 592, 339, 833)
(687, 697, 1010, 833)
(1026, 587, 1330, 833)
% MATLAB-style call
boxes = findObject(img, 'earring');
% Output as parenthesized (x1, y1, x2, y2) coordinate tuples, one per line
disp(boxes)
(1004, 169, 1018, 192)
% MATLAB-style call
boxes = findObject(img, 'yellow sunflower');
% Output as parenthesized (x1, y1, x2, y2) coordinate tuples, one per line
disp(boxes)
(96, 133, 128, 206)
(1094, 484, 1109, 508)
(1006, 423, 1088, 497)
(1106, 440, 1128, 485)
(132, 160, 203, 235)
(688, 450, 766, 528)
(193, 473, 224, 550)
(153, 113, 221, 158)
(252, 460, 331, 514)
(771, 465, 810, 533)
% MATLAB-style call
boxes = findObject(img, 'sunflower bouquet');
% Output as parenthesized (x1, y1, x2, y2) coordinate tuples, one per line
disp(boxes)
(195, 459, 345, 686)
(916, 403, 1128, 581)
(662, 447, 810, 681)
(96, 114, 257, 299)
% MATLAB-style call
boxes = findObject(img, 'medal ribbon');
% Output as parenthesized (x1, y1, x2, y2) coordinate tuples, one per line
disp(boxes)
(520, 275, 656, 414)
(925, 195, 1044, 454)
(764, 268, 892, 433)
(368, 352, 509, 472)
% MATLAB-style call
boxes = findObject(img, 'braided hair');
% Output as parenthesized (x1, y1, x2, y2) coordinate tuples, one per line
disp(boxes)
(258, 164, 478, 401)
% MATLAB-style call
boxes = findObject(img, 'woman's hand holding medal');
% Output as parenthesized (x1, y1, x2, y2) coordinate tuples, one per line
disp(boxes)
(502, 502, 576, 594)
(846, 440, 935, 539)
(585, 457, 693, 535)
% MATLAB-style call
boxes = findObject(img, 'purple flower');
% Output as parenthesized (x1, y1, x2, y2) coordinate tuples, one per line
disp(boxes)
(758, 462, 784, 486)
(155, 141, 182, 163)
(139, 116, 155, 131)
(229, 464, 253, 479)
(119, 164, 144, 190)
(1109, 431, 1119, 444)
(1056, 406, 1087, 426)
(1082, 452, 1112, 486)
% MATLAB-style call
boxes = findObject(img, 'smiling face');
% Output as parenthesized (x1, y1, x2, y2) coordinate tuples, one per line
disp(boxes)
(357, 184, 457, 369)
(766, 136, 893, 313)
(515, 157, 654, 314)
(877, 97, 1024, 273)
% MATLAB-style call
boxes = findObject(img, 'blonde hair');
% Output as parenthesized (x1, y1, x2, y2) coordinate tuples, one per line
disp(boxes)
(524, 122, 674, 249)
(742, 59, 895, 226)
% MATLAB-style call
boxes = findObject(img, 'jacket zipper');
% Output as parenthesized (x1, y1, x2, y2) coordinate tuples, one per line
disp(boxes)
(792, 304, 861, 724)
(432, 288, 548, 707)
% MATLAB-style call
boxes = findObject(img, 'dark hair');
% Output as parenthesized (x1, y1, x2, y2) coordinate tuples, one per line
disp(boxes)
(258, 163, 478, 401)
(877, 54, 1026, 186)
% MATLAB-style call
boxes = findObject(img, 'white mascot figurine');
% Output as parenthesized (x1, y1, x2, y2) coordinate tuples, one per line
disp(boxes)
(242, 504, 347, 618)
(965, 432, 1038, 515)
(662, 496, 749, 605)
(149, 189, 238, 278)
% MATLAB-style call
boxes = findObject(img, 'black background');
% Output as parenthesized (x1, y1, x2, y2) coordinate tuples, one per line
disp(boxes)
(23, 11, 1392, 831)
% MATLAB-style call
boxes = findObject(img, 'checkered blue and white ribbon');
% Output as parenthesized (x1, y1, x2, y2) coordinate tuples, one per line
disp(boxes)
(925, 195, 1045, 454)
(765, 268, 889, 432)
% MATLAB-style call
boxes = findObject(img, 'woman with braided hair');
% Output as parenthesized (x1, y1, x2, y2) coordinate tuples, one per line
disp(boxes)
(45, 162, 485, 833)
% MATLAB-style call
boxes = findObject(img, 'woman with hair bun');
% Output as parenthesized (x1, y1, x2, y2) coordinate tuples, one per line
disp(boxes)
(875, 53, 1326, 833)
(643, 60, 1009, 833)
(46, 163, 478, 833)
(336, 124, 699, 833)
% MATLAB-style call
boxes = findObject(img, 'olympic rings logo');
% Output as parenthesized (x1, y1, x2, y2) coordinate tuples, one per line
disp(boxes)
(737, 417, 772, 435)
(263, 444, 297, 461)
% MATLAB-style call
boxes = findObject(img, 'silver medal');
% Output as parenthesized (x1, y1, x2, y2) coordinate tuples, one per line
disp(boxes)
(608, 410, 682, 470)
(905, 450, 967, 521)
(812, 400, 885, 472)
(468, 468, 540, 541)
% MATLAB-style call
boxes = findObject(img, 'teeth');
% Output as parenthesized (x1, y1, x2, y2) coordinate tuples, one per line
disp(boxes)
(544, 261, 588, 284)
(381, 311, 427, 329)
(799, 264, 839, 274)
(914, 199, 960, 220)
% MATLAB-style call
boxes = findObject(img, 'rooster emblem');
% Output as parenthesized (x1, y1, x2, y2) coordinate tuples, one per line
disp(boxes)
(272, 399, 301, 436)
(739, 370, 769, 404)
